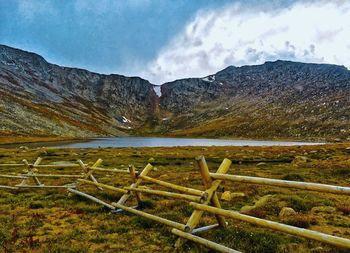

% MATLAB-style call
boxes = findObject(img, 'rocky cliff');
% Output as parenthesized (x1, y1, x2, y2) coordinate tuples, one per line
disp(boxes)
(0, 45, 157, 137)
(1, 45, 349, 140)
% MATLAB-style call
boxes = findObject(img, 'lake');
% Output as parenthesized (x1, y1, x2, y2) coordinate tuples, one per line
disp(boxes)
(47, 137, 324, 148)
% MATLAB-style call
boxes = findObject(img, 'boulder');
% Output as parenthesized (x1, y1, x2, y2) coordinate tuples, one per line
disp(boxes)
(292, 156, 310, 165)
(255, 195, 273, 208)
(148, 157, 155, 163)
(221, 191, 232, 201)
(279, 207, 297, 218)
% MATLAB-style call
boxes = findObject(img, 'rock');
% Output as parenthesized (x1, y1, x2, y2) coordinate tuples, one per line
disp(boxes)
(311, 206, 336, 214)
(221, 191, 245, 201)
(254, 195, 273, 208)
(221, 191, 232, 201)
(148, 157, 155, 163)
(279, 207, 297, 218)
(19, 146, 28, 150)
(292, 156, 311, 165)
(256, 162, 268, 167)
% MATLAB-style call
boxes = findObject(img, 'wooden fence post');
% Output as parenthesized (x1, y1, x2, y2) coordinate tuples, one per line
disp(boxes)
(78, 159, 103, 190)
(129, 164, 142, 205)
(116, 163, 153, 206)
(18, 157, 43, 186)
(174, 157, 232, 249)
(196, 155, 227, 228)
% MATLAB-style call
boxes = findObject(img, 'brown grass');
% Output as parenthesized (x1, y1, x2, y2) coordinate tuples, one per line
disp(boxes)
(0, 143, 349, 252)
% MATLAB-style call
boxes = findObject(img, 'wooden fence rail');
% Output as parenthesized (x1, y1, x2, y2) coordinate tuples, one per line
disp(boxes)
(0, 155, 349, 252)
(190, 202, 350, 250)
(210, 173, 350, 195)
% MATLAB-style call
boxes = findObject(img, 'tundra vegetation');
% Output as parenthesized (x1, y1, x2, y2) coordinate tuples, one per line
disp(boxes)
(0, 143, 349, 252)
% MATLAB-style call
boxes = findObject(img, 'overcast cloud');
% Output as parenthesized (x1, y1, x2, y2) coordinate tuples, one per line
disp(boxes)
(142, 1, 350, 84)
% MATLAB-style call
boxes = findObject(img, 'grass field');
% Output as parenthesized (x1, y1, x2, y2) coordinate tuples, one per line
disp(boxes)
(0, 143, 349, 253)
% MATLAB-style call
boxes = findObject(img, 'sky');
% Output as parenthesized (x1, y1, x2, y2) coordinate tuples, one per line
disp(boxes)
(1, 0, 349, 84)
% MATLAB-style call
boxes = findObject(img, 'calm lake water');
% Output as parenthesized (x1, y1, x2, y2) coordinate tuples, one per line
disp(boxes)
(49, 137, 324, 148)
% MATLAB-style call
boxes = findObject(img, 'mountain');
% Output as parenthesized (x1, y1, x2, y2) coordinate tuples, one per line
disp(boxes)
(0, 45, 158, 138)
(1, 44, 349, 141)
(157, 61, 350, 140)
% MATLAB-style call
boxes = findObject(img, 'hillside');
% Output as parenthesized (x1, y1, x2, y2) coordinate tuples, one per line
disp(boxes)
(0, 45, 157, 138)
(158, 61, 350, 140)
(1, 45, 350, 141)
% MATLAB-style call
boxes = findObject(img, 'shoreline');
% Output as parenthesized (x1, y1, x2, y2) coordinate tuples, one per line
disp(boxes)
(0, 136, 88, 146)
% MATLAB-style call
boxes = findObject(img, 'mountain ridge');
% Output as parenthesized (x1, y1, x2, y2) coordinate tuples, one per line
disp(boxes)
(1, 44, 349, 141)
(0, 44, 157, 138)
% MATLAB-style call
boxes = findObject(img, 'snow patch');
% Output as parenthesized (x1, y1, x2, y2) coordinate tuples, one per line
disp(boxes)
(202, 75, 215, 82)
(122, 116, 131, 123)
(153, 85, 162, 97)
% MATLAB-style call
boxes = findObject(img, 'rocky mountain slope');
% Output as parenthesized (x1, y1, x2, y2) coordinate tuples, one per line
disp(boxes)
(158, 61, 350, 140)
(1, 44, 349, 141)
(0, 45, 157, 138)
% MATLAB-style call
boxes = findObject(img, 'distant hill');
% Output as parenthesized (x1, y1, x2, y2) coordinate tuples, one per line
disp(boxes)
(1, 45, 349, 141)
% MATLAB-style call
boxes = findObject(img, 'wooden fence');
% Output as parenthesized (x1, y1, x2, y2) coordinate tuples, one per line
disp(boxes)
(0, 155, 349, 252)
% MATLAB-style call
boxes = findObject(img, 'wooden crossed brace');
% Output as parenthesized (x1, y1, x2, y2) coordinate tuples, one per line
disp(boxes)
(76, 159, 104, 190)
(17, 157, 85, 188)
(174, 156, 232, 249)
(116, 163, 153, 207)
(16, 157, 43, 186)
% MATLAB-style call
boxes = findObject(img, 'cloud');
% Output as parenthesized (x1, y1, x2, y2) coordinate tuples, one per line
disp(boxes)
(141, 1, 350, 84)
